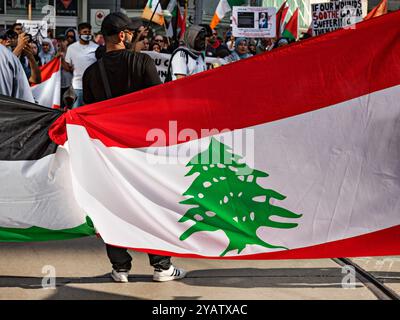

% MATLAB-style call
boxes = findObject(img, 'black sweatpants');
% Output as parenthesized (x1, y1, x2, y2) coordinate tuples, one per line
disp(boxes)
(106, 244, 171, 271)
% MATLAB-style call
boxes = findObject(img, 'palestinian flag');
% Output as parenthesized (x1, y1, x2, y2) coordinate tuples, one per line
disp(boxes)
(210, 0, 246, 30)
(142, 0, 165, 25)
(364, 0, 388, 20)
(46, 12, 400, 259)
(0, 96, 95, 242)
(276, 1, 289, 38)
(31, 58, 61, 109)
(281, 8, 299, 41)
(166, 0, 187, 40)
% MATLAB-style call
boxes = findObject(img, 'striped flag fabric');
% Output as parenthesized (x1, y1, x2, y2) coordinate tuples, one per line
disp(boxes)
(364, 0, 388, 20)
(44, 11, 400, 259)
(0, 96, 95, 242)
(165, 0, 186, 40)
(281, 8, 299, 41)
(276, 1, 289, 38)
(142, 0, 165, 25)
(210, 0, 246, 30)
(31, 58, 61, 109)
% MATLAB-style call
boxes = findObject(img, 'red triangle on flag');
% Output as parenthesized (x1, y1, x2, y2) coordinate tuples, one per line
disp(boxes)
(61, 0, 73, 9)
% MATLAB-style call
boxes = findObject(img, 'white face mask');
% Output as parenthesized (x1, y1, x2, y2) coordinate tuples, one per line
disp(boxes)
(80, 34, 92, 42)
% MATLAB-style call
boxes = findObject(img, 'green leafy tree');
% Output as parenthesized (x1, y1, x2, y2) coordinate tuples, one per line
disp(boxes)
(179, 138, 302, 256)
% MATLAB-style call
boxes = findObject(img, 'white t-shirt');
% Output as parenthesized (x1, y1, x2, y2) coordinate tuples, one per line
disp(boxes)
(171, 49, 207, 80)
(65, 41, 98, 90)
(0, 45, 34, 103)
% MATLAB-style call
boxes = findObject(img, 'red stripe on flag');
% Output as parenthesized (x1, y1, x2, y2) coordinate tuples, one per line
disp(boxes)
(31, 58, 61, 87)
(49, 11, 400, 148)
(276, 1, 288, 38)
(105, 224, 400, 260)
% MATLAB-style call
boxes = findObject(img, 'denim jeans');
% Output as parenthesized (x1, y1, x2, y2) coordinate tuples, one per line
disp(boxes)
(106, 244, 171, 272)
(72, 88, 84, 108)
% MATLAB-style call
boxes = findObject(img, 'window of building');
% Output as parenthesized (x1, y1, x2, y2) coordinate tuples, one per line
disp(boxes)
(121, 0, 147, 9)
(121, 0, 169, 10)
(6, 0, 55, 15)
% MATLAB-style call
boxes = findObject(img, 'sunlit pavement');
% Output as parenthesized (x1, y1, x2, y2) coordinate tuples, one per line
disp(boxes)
(0, 237, 398, 300)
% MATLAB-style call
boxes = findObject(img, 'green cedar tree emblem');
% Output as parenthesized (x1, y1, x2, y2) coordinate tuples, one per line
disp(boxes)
(179, 138, 302, 256)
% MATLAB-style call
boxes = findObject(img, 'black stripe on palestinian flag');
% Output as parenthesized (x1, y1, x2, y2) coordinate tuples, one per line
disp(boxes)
(0, 95, 61, 160)
(0, 95, 95, 241)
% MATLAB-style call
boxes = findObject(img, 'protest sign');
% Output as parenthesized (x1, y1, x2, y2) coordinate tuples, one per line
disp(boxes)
(231, 6, 276, 38)
(311, 0, 364, 36)
(16, 20, 47, 44)
(143, 51, 227, 83)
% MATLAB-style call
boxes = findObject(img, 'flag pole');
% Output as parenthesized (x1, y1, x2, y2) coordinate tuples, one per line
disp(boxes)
(28, 0, 32, 21)
(163, 22, 171, 46)
(146, 1, 162, 28)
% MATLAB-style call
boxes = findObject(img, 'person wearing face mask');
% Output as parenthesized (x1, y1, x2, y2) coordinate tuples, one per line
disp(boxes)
(82, 12, 186, 284)
(168, 25, 208, 81)
(63, 23, 98, 108)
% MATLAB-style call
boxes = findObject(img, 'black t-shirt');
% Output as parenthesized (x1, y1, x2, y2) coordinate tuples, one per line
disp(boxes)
(82, 49, 162, 104)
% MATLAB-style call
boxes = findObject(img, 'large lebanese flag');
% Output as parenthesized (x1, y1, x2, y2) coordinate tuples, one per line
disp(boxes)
(31, 58, 61, 109)
(49, 12, 400, 259)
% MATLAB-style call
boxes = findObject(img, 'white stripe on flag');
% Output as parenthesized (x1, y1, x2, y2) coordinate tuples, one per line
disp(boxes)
(66, 85, 400, 257)
(0, 147, 87, 230)
(31, 66, 61, 108)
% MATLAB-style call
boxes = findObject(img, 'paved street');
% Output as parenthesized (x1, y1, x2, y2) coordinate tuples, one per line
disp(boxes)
(0, 237, 398, 300)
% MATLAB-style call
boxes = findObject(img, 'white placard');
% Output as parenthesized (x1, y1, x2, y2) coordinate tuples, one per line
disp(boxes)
(232, 6, 276, 38)
(311, 0, 364, 36)
(17, 20, 48, 43)
(143, 51, 227, 83)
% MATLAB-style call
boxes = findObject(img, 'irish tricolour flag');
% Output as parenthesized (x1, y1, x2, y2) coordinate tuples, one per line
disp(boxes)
(210, 0, 246, 29)
(2, 12, 400, 258)
(142, 0, 165, 25)
(31, 58, 61, 109)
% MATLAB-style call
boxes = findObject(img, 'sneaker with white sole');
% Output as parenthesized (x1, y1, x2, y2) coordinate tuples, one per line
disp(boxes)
(153, 265, 186, 282)
(111, 269, 129, 283)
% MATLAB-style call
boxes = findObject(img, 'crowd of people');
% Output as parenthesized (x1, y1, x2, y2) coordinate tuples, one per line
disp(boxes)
(0, 15, 309, 109)
(0, 10, 350, 284)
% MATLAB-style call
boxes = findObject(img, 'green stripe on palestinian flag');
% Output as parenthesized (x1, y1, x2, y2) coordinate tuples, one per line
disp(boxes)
(0, 217, 94, 242)
(0, 97, 95, 242)
(281, 8, 299, 41)
(210, 0, 246, 29)
(49, 12, 400, 259)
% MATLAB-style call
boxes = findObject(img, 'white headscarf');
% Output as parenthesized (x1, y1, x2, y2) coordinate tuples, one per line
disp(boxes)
(39, 38, 55, 65)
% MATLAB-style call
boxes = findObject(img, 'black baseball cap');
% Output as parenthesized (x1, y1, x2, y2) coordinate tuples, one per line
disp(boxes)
(101, 12, 136, 36)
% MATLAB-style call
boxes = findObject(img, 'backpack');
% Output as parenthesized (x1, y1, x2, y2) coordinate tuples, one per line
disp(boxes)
(164, 47, 197, 83)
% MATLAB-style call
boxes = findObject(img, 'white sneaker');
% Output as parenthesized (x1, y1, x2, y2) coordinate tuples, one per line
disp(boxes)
(153, 265, 187, 282)
(111, 269, 129, 283)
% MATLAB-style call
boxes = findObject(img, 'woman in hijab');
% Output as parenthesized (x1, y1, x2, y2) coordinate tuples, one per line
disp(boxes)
(224, 37, 253, 63)
(38, 38, 55, 65)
